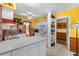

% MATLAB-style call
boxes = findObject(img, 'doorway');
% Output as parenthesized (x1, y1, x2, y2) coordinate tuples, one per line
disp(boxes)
(56, 16, 70, 50)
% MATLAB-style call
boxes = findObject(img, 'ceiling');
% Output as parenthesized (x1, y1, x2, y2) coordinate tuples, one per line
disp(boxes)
(14, 3, 79, 19)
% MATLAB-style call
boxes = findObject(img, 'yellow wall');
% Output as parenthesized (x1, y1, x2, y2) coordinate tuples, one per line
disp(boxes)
(55, 7, 79, 37)
(31, 16, 47, 27)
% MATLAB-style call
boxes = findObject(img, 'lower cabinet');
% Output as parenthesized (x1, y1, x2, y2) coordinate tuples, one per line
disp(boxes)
(29, 43, 40, 56)
(12, 46, 30, 56)
(0, 40, 46, 56)
(0, 52, 11, 56)
(39, 41, 46, 56)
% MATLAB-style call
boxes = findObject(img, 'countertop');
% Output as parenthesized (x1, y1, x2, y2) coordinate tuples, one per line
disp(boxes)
(0, 36, 46, 54)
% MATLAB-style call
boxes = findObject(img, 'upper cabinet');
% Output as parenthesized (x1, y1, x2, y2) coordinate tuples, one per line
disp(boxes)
(0, 3, 16, 11)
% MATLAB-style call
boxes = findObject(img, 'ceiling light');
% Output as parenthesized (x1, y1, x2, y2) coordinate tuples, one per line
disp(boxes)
(27, 12, 32, 15)
(27, 16, 33, 19)
(32, 14, 37, 17)
(28, 17, 32, 19)
(20, 13, 27, 16)
(24, 3, 39, 6)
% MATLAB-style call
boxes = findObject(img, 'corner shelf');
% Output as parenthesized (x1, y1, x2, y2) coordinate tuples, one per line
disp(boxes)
(50, 18, 56, 47)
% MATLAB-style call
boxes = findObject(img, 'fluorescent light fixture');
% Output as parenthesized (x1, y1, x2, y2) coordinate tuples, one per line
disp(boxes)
(27, 12, 32, 15)
(27, 16, 33, 19)
(28, 17, 32, 19)
(24, 3, 39, 6)
(20, 13, 27, 16)
(32, 14, 37, 17)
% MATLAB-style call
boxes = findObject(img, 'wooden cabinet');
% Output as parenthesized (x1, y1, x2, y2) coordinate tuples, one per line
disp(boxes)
(70, 37, 79, 53)
(56, 32, 66, 45)
(56, 22, 67, 45)
(57, 22, 67, 29)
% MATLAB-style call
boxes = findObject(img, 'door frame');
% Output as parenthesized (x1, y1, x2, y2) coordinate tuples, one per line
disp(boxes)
(55, 16, 70, 51)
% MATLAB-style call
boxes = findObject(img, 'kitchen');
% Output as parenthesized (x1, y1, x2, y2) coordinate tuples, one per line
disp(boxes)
(0, 3, 46, 56)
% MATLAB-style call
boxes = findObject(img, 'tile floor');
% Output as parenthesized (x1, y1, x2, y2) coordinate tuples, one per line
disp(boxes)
(46, 43, 74, 56)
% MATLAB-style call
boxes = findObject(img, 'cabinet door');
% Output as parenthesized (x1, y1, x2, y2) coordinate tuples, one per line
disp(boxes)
(12, 46, 30, 56)
(29, 43, 40, 56)
(39, 41, 46, 56)
(0, 52, 11, 56)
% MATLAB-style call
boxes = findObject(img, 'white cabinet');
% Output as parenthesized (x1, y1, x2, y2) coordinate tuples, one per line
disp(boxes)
(29, 43, 40, 56)
(39, 41, 46, 56)
(11, 41, 46, 56)
(0, 40, 46, 56)
(0, 52, 11, 56)
(12, 46, 30, 56)
(25, 47, 30, 56)
(29, 41, 46, 56)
